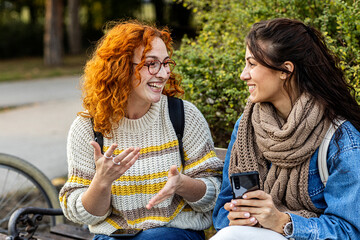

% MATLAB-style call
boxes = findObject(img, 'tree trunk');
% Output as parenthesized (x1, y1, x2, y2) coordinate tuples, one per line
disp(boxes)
(153, 0, 165, 26)
(44, 0, 63, 66)
(67, 0, 82, 55)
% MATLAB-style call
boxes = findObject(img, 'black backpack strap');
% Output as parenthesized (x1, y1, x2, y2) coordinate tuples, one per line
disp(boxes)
(91, 97, 185, 166)
(167, 96, 185, 168)
(91, 119, 104, 154)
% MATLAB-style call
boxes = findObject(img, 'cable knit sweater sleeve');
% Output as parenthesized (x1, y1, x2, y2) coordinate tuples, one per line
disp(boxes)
(59, 116, 111, 225)
(181, 100, 223, 212)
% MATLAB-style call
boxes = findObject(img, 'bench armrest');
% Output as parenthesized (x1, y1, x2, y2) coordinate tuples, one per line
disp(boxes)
(7, 207, 63, 240)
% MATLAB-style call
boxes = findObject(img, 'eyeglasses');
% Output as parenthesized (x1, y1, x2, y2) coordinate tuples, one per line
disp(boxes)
(133, 59, 176, 75)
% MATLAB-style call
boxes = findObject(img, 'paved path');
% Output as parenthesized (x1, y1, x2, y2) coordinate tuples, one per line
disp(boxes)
(0, 76, 82, 180)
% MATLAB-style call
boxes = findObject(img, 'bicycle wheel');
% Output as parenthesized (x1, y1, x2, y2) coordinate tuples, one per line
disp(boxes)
(0, 153, 63, 234)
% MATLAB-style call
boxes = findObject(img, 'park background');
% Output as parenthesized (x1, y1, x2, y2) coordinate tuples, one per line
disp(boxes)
(1, 0, 359, 147)
(0, 0, 359, 239)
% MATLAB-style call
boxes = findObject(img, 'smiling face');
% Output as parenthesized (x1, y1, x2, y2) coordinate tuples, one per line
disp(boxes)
(240, 46, 293, 117)
(128, 37, 170, 112)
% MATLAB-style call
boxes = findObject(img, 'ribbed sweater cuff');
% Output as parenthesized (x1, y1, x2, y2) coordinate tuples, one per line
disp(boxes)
(186, 178, 216, 212)
(75, 193, 112, 225)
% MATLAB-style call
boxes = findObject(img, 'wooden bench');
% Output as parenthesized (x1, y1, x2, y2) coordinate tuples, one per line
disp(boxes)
(6, 147, 227, 240)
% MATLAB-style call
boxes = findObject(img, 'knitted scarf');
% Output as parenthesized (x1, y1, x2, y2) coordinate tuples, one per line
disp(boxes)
(229, 94, 330, 218)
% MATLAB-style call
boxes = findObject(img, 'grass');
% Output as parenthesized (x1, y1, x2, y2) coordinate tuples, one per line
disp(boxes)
(0, 54, 87, 82)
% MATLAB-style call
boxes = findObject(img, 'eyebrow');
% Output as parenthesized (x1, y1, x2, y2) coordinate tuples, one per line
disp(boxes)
(145, 55, 170, 61)
(246, 56, 255, 61)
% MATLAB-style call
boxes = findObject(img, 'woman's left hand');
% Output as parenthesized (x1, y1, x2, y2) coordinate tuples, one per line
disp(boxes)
(227, 190, 289, 233)
(146, 165, 183, 209)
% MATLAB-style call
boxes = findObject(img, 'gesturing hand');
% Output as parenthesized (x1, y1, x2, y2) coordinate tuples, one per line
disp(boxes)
(90, 141, 140, 185)
(146, 165, 182, 209)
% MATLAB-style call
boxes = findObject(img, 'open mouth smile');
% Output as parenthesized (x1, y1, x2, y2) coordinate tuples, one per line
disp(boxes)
(148, 82, 163, 89)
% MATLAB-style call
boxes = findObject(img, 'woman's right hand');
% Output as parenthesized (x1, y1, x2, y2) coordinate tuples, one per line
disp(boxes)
(81, 142, 140, 216)
(90, 141, 140, 184)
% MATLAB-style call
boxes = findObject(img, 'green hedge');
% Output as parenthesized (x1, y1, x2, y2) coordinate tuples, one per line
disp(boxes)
(174, 0, 360, 147)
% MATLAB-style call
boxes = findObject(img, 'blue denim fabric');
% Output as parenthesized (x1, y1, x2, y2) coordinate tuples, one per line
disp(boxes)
(93, 227, 205, 240)
(212, 117, 360, 239)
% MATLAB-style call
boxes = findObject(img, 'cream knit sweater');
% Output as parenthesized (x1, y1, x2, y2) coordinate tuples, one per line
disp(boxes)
(59, 95, 223, 235)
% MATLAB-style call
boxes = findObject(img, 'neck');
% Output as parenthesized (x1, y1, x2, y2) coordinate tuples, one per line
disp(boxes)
(272, 95, 293, 121)
(273, 89, 300, 121)
(274, 102, 292, 120)
(126, 101, 151, 119)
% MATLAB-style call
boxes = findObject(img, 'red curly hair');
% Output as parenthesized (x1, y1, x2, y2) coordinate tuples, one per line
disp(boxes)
(79, 20, 184, 137)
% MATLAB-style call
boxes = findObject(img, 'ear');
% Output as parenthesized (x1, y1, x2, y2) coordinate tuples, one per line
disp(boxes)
(280, 61, 294, 80)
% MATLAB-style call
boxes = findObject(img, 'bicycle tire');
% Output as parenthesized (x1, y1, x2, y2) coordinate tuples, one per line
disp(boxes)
(0, 153, 64, 234)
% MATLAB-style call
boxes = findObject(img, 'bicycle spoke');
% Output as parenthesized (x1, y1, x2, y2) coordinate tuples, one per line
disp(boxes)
(0, 171, 31, 209)
(0, 168, 10, 207)
(0, 154, 60, 233)
(2, 187, 40, 221)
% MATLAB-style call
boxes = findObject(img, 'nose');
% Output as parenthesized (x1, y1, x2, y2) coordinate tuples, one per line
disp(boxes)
(240, 66, 250, 81)
(155, 64, 170, 79)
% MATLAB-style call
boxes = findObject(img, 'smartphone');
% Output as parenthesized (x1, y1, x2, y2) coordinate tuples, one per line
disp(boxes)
(109, 229, 143, 238)
(230, 171, 260, 199)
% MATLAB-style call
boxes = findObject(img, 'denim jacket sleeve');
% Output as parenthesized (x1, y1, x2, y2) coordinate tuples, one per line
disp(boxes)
(212, 117, 241, 231)
(213, 119, 360, 239)
(287, 121, 360, 240)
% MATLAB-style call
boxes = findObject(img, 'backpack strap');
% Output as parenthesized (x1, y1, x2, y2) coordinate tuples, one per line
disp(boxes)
(91, 97, 186, 168)
(318, 119, 345, 186)
(167, 96, 186, 168)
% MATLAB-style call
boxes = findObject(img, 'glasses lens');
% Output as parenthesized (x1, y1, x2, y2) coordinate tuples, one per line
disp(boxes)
(147, 59, 176, 75)
(165, 60, 176, 72)
(148, 60, 161, 75)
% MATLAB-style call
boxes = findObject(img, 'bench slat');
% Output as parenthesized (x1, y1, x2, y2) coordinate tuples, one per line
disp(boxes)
(50, 224, 93, 240)
(215, 147, 227, 162)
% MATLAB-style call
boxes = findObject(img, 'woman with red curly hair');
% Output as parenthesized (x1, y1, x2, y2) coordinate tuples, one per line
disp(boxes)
(59, 20, 223, 240)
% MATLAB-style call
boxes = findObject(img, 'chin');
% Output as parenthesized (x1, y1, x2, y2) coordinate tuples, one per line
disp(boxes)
(149, 95, 162, 103)
(249, 96, 259, 103)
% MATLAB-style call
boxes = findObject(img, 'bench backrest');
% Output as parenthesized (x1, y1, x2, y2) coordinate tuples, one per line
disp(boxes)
(214, 147, 227, 162)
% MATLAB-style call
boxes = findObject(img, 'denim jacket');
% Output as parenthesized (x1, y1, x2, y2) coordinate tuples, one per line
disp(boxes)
(213, 117, 360, 239)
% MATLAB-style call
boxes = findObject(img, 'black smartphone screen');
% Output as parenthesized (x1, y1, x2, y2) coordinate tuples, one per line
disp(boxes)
(230, 171, 260, 199)
(109, 229, 143, 238)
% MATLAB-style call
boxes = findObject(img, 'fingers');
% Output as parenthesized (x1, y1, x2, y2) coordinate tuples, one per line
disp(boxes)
(168, 165, 179, 177)
(226, 191, 281, 229)
(242, 190, 267, 200)
(224, 204, 257, 227)
(146, 180, 174, 210)
(146, 184, 173, 210)
(104, 143, 118, 158)
(146, 166, 180, 210)
(146, 191, 165, 210)
(90, 141, 102, 160)
(113, 147, 141, 166)
(224, 202, 232, 211)
(228, 216, 258, 226)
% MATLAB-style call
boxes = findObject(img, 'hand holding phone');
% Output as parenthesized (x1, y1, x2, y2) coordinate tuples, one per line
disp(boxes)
(230, 171, 260, 199)
(109, 229, 143, 238)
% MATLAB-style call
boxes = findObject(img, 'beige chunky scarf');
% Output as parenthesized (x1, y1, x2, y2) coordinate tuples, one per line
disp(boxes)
(229, 94, 330, 218)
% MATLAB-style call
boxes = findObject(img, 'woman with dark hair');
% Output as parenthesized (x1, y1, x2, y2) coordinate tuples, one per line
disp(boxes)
(211, 18, 360, 239)
(59, 20, 223, 240)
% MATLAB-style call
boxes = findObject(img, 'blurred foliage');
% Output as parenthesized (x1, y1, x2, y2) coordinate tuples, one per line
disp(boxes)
(0, 0, 194, 58)
(174, 0, 360, 147)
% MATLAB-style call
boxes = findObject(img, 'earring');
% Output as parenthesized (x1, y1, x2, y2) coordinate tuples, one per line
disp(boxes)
(280, 73, 287, 80)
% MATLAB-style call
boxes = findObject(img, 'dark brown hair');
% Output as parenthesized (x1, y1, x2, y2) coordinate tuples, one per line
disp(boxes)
(246, 18, 360, 132)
